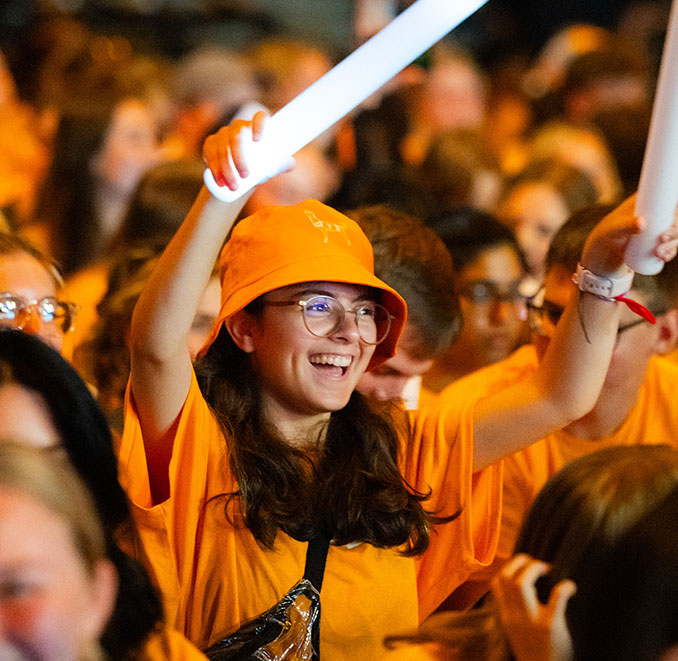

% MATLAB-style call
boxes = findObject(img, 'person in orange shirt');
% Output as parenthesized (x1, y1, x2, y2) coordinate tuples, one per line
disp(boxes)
(423, 208, 529, 392)
(119, 111, 678, 658)
(350, 205, 460, 409)
(440, 203, 678, 610)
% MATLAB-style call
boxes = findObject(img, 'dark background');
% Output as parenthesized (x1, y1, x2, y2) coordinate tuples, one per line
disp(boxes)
(0, 0, 670, 68)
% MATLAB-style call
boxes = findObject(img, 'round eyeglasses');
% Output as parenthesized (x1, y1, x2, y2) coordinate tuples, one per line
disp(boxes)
(0, 293, 78, 334)
(264, 294, 394, 345)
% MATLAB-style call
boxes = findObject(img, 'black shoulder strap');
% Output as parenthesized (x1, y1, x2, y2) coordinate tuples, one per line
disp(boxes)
(303, 531, 331, 591)
(303, 532, 330, 660)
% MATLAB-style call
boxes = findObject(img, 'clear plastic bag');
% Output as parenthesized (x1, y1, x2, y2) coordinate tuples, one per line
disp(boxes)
(204, 579, 320, 661)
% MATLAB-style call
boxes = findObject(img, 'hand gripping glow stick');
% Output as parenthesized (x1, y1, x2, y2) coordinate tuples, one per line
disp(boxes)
(204, 0, 489, 201)
(625, 0, 678, 274)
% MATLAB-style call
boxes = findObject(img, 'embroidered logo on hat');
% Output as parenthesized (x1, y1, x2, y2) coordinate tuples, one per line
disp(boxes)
(305, 210, 351, 245)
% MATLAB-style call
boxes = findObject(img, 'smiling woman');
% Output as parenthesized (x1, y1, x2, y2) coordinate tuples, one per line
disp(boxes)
(121, 111, 678, 659)
(228, 281, 387, 433)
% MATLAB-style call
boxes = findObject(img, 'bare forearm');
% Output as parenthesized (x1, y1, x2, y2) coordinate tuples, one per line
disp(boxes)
(472, 290, 621, 471)
(536, 290, 620, 417)
(470, 199, 651, 471)
(128, 185, 249, 494)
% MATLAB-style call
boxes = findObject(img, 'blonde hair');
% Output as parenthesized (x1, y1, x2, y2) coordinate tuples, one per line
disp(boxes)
(528, 121, 623, 203)
(0, 441, 107, 573)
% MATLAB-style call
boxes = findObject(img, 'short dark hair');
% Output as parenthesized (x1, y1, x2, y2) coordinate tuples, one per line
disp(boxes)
(428, 207, 528, 275)
(349, 205, 461, 359)
(562, 46, 650, 100)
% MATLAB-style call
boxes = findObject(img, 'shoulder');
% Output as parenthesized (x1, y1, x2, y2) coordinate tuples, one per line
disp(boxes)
(439, 345, 539, 404)
(646, 354, 678, 380)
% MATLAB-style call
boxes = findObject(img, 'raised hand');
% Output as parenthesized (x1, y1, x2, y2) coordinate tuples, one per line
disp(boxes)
(581, 194, 678, 278)
(203, 111, 269, 191)
(491, 553, 576, 661)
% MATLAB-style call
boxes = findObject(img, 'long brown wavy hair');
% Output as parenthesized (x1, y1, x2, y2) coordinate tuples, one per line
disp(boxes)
(194, 321, 453, 554)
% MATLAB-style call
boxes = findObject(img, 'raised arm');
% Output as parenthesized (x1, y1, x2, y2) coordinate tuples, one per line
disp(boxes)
(129, 113, 268, 501)
(472, 196, 678, 471)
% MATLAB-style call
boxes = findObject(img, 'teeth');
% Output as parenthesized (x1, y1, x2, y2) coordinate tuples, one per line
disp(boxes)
(310, 355, 351, 367)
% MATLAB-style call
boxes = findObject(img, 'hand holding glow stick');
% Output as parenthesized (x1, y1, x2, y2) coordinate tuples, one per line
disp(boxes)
(204, 0, 489, 201)
(626, 0, 678, 274)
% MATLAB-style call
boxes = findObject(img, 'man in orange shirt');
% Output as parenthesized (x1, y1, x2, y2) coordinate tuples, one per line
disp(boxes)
(351, 205, 460, 409)
(440, 203, 678, 610)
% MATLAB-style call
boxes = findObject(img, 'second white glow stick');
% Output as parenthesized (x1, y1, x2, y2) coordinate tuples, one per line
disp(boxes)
(625, 0, 678, 274)
(204, 0, 489, 201)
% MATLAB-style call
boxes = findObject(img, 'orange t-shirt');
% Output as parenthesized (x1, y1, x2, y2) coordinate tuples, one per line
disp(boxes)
(439, 346, 678, 608)
(64, 261, 109, 351)
(143, 628, 208, 660)
(415, 385, 439, 411)
(119, 372, 501, 659)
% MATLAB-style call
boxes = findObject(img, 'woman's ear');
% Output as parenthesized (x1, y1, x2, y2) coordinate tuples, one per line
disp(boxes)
(653, 309, 678, 356)
(225, 309, 257, 353)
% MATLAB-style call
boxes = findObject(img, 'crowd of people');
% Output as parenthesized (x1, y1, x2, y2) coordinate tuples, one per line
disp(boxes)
(1, 3, 678, 659)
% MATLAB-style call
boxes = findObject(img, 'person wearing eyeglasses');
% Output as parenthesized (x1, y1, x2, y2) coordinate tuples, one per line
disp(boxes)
(118, 113, 677, 658)
(422, 208, 529, 393)
(437, 203, 678, 612)
(0, 232, 77, 353)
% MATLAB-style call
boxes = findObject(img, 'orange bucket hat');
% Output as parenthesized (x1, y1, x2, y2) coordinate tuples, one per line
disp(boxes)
(197, 199, 407, 369)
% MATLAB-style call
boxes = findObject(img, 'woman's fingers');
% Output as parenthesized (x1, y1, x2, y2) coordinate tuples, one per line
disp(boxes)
(251, 110, 268, 141)
(202, 113, 271, 191)
(654, 219, 678, 261)
(492, 555, 576, 661)
(515, 558, 550, 616)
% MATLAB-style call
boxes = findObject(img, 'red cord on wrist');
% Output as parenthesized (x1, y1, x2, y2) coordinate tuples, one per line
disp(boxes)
(613, 293, 656, 324)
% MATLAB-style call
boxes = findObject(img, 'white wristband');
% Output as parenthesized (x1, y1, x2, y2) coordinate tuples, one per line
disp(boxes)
(572, 263, 634, 299)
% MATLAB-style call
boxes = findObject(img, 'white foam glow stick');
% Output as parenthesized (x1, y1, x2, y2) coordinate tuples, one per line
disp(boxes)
(204, 0, 489, 201)
(625, 0, 678, 274)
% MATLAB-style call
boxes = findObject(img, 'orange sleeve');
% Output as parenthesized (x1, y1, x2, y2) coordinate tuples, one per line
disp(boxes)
(402, 399, 503, 621)
(118, 371, 235, 628)
(441, 446, 539, 610)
